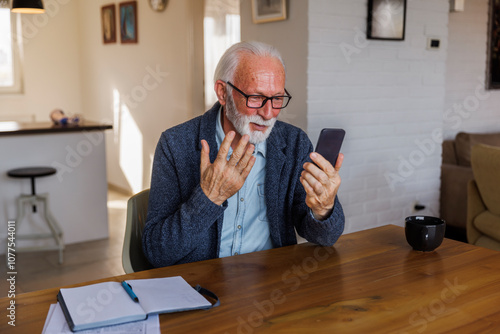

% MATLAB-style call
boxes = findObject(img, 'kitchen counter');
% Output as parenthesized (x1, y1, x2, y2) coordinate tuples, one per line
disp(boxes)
(0, 120, 112, 136)
(0, 121, 113, 255)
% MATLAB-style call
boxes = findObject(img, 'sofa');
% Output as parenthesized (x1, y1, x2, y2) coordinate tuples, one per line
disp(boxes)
(440, 131, 500, 241)
(467, 144, 500, 251)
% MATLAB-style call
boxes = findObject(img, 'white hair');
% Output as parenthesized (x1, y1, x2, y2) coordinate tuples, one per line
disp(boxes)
(213, 41, 285, 86)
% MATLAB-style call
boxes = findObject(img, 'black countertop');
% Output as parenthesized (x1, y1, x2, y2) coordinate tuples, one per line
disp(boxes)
(0, 121, 113, 137)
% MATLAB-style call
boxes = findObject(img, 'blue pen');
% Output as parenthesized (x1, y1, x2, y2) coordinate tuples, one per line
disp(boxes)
(121, 281, 139, 302)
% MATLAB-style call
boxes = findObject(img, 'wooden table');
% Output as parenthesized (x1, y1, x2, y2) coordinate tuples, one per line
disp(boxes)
(2, 225, 500, 333)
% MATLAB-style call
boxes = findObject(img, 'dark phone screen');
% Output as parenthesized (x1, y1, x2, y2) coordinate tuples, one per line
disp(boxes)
(314, 128, 345, 166)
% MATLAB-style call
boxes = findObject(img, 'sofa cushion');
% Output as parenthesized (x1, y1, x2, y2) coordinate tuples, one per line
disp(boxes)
(442, 140, 457, 164)
(473, 211, 500, 243)
(455, 132, 500, 167)
(471, 144, 500, 216)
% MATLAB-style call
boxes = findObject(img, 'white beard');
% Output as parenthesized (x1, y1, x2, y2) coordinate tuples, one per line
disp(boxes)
(225, 95, 277, 145)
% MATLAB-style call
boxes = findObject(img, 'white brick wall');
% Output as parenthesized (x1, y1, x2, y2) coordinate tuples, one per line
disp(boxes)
(308, 0, 449, 233)
(444, 0, 500, 139)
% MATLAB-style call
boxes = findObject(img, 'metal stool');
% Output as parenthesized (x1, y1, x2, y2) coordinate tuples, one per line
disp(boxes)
(7, 167, 64, 264)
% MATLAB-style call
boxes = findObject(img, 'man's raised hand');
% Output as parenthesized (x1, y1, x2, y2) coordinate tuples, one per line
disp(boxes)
(200, 131, 256, 205)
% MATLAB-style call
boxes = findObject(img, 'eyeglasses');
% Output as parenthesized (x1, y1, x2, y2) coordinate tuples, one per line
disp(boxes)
(226, 81, 292, 109)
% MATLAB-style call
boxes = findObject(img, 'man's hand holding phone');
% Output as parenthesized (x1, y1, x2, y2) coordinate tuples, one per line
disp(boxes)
(301, 152, 343, 220)
(300, 128, 345, 220)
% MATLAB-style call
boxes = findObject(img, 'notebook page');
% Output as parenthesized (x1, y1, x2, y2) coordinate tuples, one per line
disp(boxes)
(59, 281, 146, 328)
(127, 276, 212, 314)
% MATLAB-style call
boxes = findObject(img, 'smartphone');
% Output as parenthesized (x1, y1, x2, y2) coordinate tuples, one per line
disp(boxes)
(314, 128, 345, 166)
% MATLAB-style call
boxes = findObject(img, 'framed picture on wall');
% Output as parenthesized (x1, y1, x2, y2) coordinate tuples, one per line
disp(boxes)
(251, 0, 287, 24)
(119, 1, 138, 44)
(101, 4, 116, 44)
(367, 0, 407, 41)
(487, 0, 500, 89)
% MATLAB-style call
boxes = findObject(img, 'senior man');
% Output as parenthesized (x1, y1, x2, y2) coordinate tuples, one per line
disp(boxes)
(143, 41, 345, 267)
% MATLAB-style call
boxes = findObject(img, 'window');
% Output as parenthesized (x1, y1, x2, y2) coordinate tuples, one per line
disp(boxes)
(0, 8, 23, 94)
(203, 0, 240, 109)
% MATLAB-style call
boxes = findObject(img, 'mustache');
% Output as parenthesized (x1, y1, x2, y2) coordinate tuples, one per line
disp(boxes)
(247, 115, 276, 126)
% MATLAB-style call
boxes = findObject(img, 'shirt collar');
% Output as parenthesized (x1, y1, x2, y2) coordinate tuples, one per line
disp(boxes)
(216, 106, 267, 158)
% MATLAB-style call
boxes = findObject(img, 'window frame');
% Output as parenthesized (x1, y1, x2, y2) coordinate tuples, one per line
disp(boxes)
(0, 10, 24, 95)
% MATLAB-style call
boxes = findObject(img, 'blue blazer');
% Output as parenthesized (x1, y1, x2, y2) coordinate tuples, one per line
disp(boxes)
(143, 103, 345, 267)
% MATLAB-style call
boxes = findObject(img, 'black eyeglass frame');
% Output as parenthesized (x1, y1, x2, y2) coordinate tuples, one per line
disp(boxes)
(226, 81, 292, 109)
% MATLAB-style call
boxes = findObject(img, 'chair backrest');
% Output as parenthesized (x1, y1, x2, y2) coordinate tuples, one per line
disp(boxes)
(122, 188, 154, 274)
(471, 144, 500, 216)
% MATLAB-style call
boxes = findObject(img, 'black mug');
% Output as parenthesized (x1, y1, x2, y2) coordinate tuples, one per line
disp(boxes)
(405, 216, 446, 251)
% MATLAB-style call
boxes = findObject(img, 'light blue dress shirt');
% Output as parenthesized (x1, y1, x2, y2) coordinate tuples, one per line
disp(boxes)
(216, 108, 273, 257)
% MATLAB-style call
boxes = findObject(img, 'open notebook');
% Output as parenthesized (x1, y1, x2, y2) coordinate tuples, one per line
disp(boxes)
(57, 276, 219, 332)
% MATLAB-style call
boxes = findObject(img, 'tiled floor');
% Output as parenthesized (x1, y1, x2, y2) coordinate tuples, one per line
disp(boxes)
(0, 188, 130, 294)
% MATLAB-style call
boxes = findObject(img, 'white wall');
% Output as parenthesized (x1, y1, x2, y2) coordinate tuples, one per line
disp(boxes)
(306, 0, 449, 233)
(77, 0, 204, 194)
(444, 0, 500, 139)
(0, 0, 82, 121)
